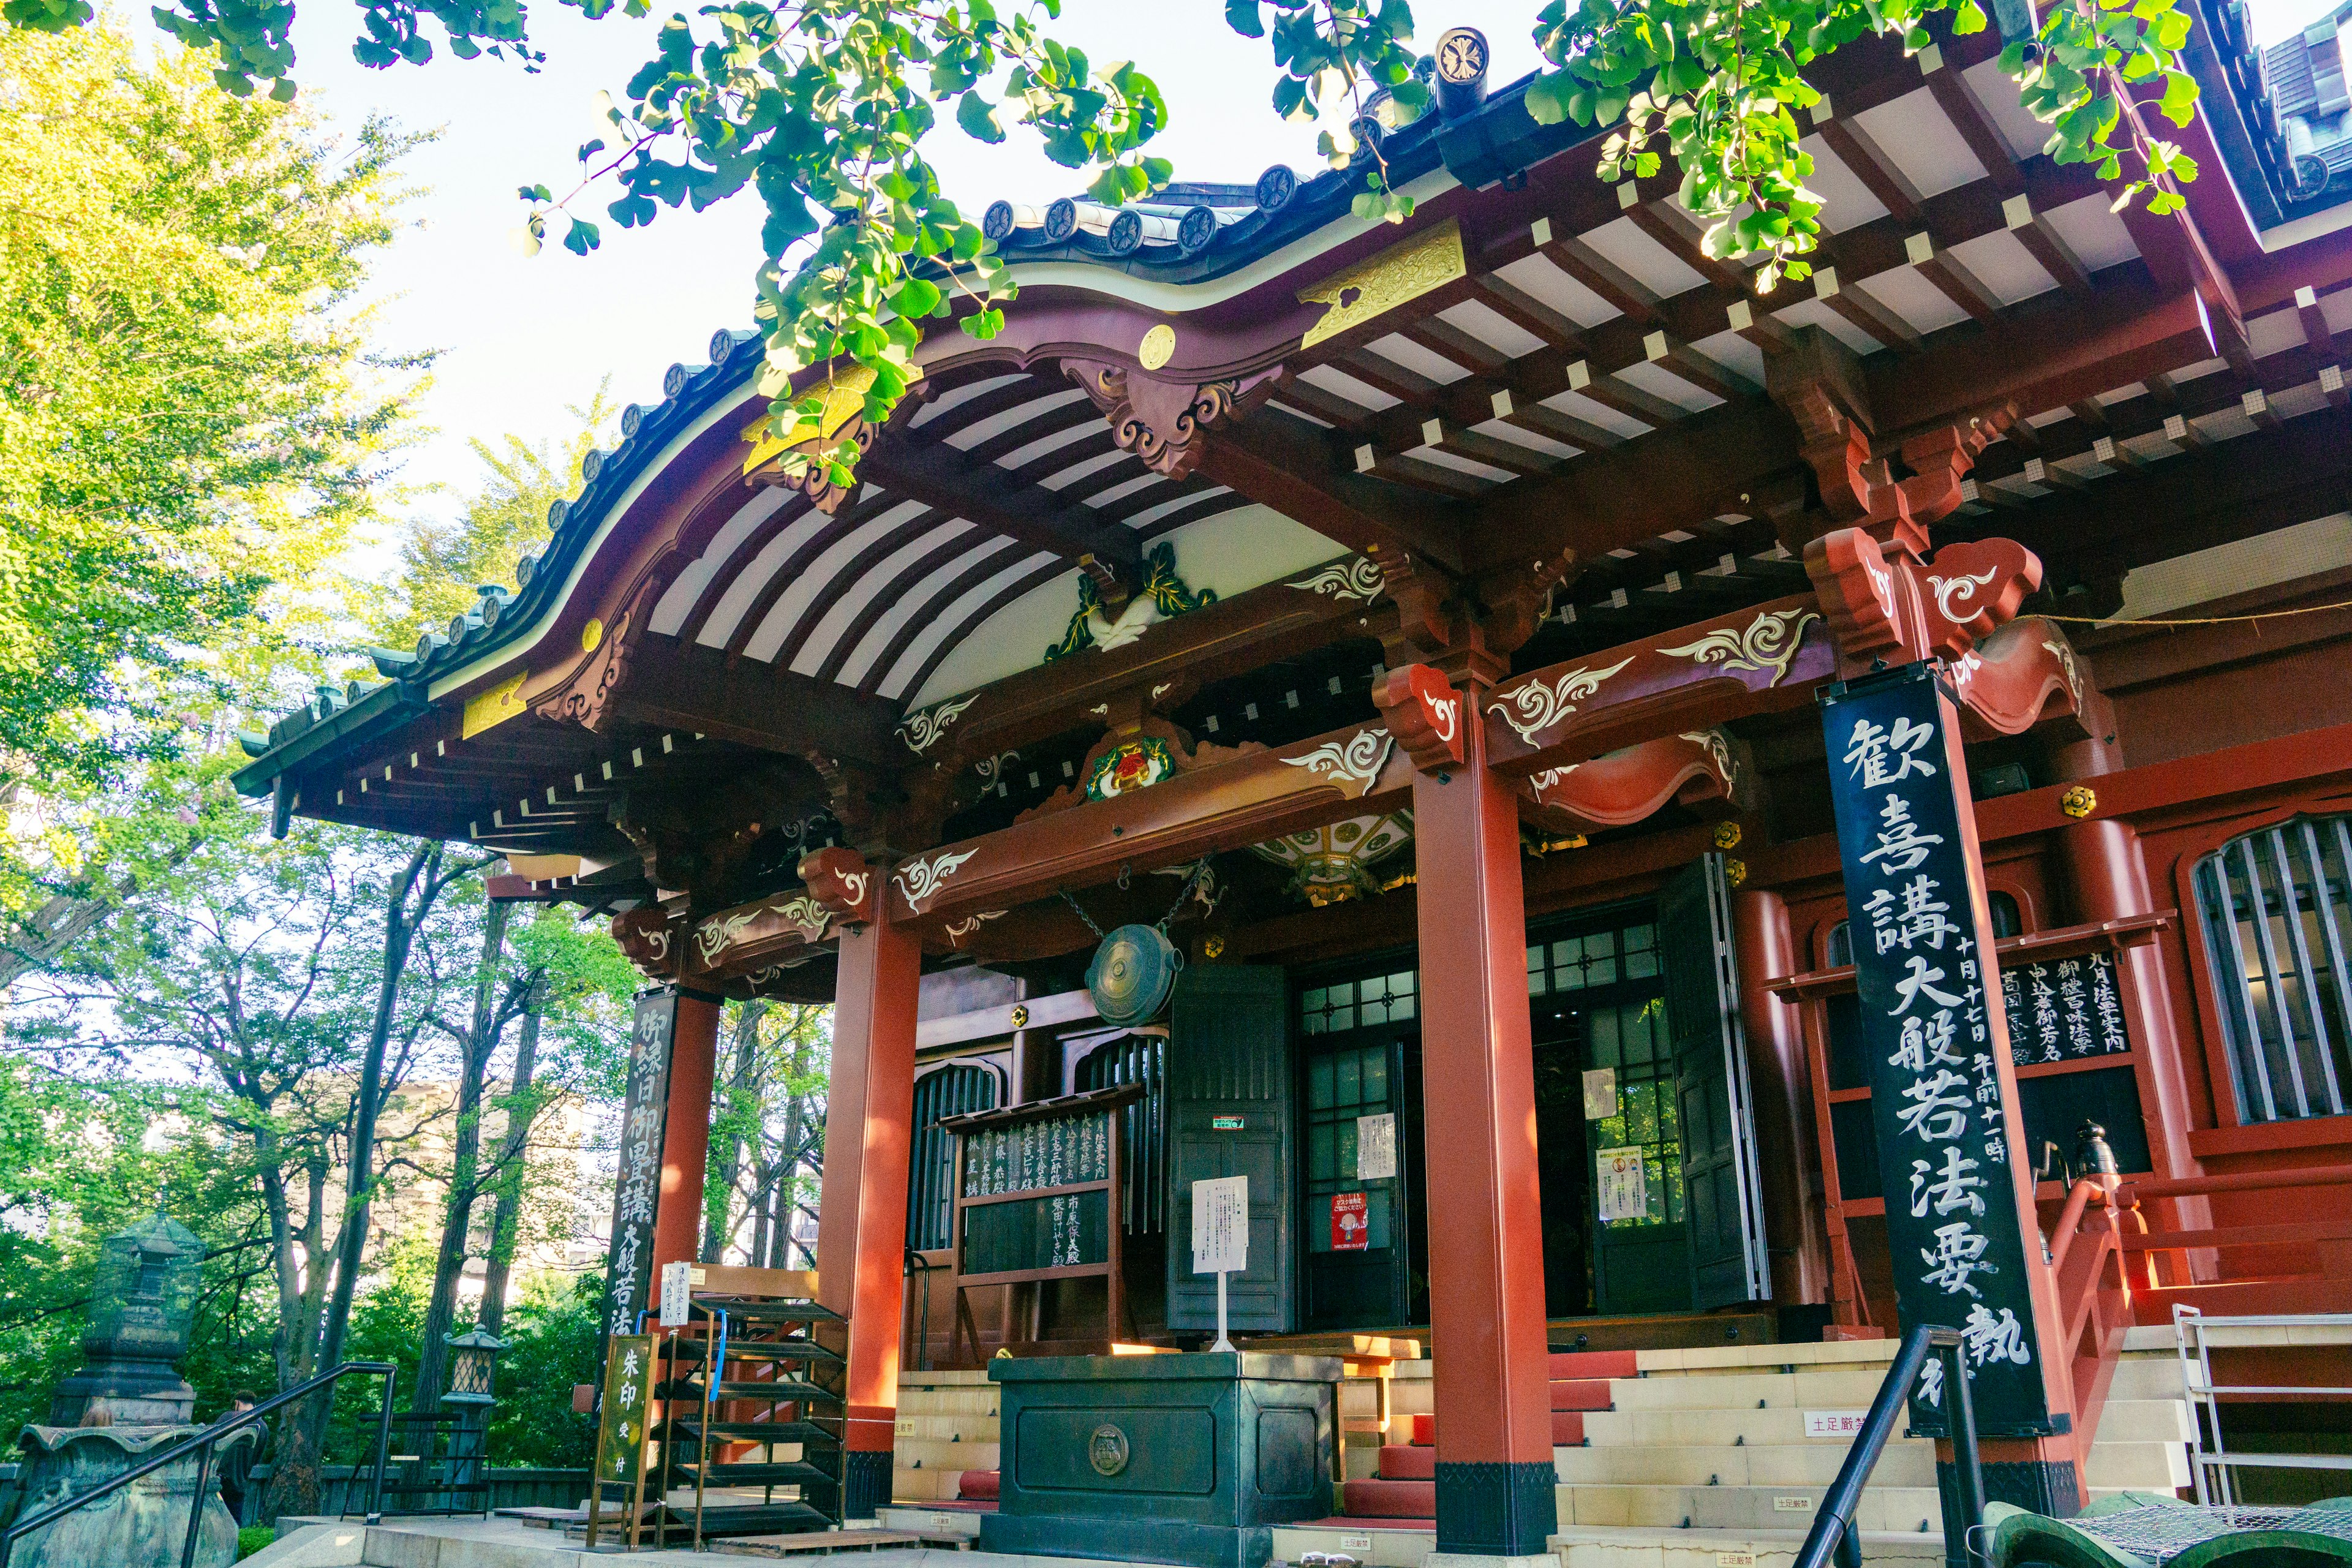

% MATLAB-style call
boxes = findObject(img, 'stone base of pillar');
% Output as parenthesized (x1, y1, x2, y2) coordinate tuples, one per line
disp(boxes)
(843, 1447, 894, 1520)
(1433, 1461, 1559, 1559)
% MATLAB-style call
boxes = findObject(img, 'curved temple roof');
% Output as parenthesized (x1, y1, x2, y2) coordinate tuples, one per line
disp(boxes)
(233, 12, 2352, 955)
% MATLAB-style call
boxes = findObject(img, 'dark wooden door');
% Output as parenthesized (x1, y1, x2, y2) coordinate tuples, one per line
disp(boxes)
(1296, 963, 1420, 1329)
(1166, 966, 1294, 1335)
(1662, 853, 1773, 1309)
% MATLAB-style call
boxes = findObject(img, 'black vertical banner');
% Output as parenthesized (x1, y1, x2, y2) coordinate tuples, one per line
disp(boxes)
(599, 990, 679, 1346)
(1820, 663, 2054, 1436)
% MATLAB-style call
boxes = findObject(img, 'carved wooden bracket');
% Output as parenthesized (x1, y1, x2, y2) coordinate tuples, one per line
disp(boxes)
(1065, 361, 1286, 481)
(747, 418, 876, 516)
(1520, 728, 1745, 831)
(1804, 527, 2042, 679)
(610, 906, 685, 979)
(1377, 548, 1572, 682)
(533, 585, 654, 733)
(1370, 664, 1466, 774)
(1766, 324, 2013, 556)
(799, 845, 878, 926)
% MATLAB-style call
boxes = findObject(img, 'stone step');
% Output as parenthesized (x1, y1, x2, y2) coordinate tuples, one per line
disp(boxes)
(1553, 1380, 1616, 1411)
(888, 1466, 974, 1502)
(1553, 1523, 1947, 1567)
(892, 1438, 998, 1471)
(1273, 1521, 1439, 1568)
(1580, 1397, 2193, 1452)
(1606, 1370, 1890, 1410)
(891, 1387, 998, 1418)
(1341, 1477, 1436, 1519)
(890, 1414, 997, 1442)
(1553, 1442, 1938, 1490)
(1555, 1480, 1945, 1534)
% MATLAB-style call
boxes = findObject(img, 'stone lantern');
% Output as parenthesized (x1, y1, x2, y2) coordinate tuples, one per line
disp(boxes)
(438, 1329, 507, 1513)
(46, 1210, 203, 1427)
(441, 1328, 507, 1411)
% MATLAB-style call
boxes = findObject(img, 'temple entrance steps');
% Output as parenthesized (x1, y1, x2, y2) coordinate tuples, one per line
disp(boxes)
(1550, 1337, 2193, 1539)
(888, 1371, 1000, 1504)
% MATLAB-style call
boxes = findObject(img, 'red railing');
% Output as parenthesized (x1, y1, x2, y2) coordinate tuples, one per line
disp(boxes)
(2039, 1161, 2352, 1450)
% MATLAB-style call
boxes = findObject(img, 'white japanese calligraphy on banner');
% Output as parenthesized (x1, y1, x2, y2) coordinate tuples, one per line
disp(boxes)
(2000, 953, 2131, 1064)
(1821, 665, 2052, 1438)
(598, 992, 679, 1346)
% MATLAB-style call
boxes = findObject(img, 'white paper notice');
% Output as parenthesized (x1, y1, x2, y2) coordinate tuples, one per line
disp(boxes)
(1191, 1175, 1250, 1275)
(658, 1259, 692, 1328)
(1596, 1145, 1649, 1224)
(1803, 1411, 1869, 1440)
(1356, 1113, 1398, 1181)
(1583, 1068, 1618, 1120)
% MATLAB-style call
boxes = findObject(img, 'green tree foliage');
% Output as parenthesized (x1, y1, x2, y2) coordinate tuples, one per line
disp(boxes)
(0, 17, 421, 796)
(1, 0, 2202, 492)
(369, 384, 620, 654)
(483, 1271, 602, 1468)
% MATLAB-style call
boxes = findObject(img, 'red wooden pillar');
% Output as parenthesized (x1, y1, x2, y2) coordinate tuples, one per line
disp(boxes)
(1376, 666, 1556, 1564)
(650, 990, 724, 1280)
(816, 902, 924, 1519)
(1732, 888, 1831, 1308)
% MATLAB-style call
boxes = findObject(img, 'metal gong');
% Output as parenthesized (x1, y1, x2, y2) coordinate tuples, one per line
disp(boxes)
(1087, 923, 1183, 1026)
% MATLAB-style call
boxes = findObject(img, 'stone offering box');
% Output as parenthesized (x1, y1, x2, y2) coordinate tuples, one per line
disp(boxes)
(978, 1352, 1342, 1568)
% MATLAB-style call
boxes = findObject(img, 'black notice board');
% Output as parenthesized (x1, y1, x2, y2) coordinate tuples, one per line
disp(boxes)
(1820, 663, 2056, 1438)
(598, 991, 677, 1344)
(940, 1083, 1144, 1353)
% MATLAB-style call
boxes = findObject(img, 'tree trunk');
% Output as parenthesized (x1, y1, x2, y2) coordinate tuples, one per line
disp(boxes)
(412, 897, 513, 1412)
(476, 968, 545, 1340)
(263, 845, 445, 1525)
(701, 1000, 766, 1264)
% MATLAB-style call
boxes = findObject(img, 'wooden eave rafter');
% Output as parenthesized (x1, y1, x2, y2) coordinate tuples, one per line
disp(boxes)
(858, 426, 1145, 571)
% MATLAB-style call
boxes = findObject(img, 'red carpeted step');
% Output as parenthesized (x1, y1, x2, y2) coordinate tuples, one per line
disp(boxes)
(1410, 1410, 1586, 1447)
(1548, 1349, 1640, 1380)
(1342, 1477, 1436, 1519)
(1377, 1444, 1434, 1480)
(1550, 1379, 1613, 1411)
(957, 1469, 1000, 1501)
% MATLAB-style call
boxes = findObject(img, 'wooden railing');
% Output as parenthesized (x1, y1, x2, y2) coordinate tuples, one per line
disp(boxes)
(2043, 1174, 2133, 1462)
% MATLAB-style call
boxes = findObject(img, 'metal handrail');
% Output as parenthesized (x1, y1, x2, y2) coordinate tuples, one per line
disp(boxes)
(0, 1360, 399, 1568)
(1795, 1325, 1983, 1568)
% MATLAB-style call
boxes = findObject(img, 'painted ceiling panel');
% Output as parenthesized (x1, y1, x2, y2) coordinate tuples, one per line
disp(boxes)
(1495, 252, 1622, 326)
(1853, 88, 1988, 198)
(1580, 214, 1709, 297)
(647, 485, 793, 637)
(1796, 135, 1891, 232)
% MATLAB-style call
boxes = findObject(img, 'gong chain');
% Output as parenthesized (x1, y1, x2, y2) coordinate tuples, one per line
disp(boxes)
(1058, 858, 1213, 940)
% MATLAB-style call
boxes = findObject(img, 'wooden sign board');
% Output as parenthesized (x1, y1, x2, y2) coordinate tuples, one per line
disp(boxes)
(584, 1332, 657, 1550)
(940, 1083, 1145, 1359)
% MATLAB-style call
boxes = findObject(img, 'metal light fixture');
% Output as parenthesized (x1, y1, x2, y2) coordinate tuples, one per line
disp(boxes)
(1248, 813, 1413, 906)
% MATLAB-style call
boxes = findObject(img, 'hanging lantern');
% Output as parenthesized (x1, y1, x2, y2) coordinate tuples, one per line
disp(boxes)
(1248, 813, 1414, 906)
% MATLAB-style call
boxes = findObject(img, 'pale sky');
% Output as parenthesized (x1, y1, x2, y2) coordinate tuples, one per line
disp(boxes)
(260, 0, 2340, 526)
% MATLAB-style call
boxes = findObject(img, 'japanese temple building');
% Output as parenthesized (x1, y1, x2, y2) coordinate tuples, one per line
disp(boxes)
(235, 6, 2352, 1564)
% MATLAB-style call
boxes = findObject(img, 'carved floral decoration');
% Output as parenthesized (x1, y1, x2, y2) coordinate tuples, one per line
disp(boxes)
(1657, 608, 1820, 684)
(1487, 656, 1636, 745)
(898, 693, 979, 756)
(1285, 555, 1386, 606)
(1281, 728, 1397, 797)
